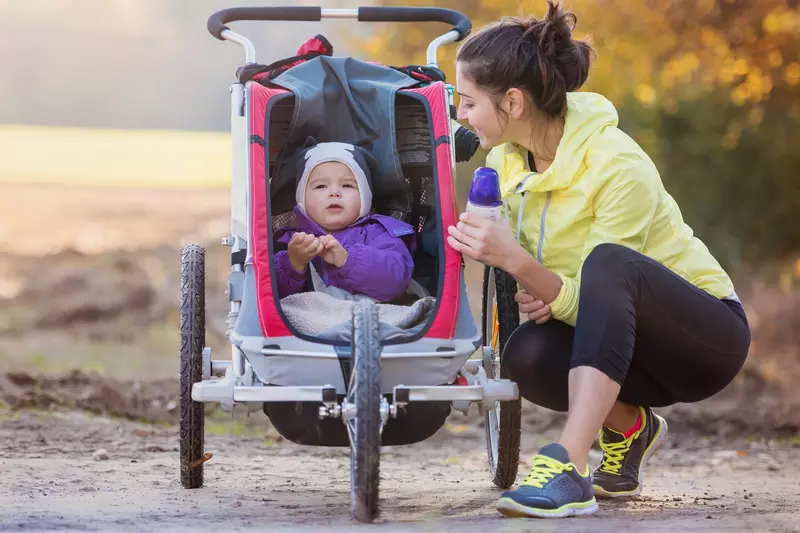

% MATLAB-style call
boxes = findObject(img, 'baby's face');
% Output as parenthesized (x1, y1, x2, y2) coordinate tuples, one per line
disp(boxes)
(304, 161, 361, 232)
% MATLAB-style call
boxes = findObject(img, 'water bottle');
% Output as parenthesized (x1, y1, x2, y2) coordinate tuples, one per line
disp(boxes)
(466, 167, 502, 221)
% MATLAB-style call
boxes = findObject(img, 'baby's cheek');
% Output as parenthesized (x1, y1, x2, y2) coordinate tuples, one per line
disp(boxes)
(306, 196, 323, 211)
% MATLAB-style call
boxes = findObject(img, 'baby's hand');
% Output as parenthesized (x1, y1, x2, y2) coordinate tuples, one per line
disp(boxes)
(287, 232, 323, 272)
(319, 235, 349, 268)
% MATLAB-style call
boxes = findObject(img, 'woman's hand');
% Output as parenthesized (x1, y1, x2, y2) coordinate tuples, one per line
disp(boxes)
(447, 212, 525, 270)
(449, 213, 564, 312)
(515, 289, 552, 324)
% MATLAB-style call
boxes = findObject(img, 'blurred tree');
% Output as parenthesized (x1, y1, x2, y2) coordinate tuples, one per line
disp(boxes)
(355, 0, 800, 272)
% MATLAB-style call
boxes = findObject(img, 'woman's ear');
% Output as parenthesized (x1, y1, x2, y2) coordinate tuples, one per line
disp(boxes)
(503, 88, 528, 120)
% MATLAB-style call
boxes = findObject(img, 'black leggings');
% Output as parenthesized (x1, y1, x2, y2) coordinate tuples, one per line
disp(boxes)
(504, 243, 751, 411)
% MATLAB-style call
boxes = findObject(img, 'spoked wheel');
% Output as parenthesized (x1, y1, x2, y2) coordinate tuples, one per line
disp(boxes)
(179, 244, 206, 489)
(347, 300, 382, 523)
(482, 266, 522, 489)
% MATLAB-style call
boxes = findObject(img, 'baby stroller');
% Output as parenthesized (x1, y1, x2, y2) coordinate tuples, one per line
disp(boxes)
(180, 6, 521, 523)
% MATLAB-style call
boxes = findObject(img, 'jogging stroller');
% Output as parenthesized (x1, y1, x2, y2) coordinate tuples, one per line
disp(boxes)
(180, 6, 522, 523)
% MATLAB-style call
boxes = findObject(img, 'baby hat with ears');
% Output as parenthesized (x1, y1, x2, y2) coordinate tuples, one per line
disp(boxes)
(294, 136, 379, 219)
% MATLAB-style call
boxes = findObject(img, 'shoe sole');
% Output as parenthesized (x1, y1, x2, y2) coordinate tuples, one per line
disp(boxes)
(497, 497, 599, 519)
(593, 414, 668, 500)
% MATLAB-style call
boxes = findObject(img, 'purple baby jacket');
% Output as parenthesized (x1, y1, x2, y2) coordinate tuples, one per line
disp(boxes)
(273, 207, 416, 302)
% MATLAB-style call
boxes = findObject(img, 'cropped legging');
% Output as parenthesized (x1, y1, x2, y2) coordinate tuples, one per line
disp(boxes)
(503, 243, 751, 411)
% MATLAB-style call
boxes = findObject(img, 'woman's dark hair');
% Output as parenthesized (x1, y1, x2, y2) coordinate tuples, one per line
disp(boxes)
(456, 1, 593, 117)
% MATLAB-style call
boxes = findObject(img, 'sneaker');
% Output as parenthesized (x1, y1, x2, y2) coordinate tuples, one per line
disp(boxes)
(591, 406, 668, 499)
(496, 443, 598, 518)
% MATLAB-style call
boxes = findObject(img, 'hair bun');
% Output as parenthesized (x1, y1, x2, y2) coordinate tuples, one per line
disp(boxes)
(521, 1, 593, 108)
(456, 1, 594, 117)
(521, 2, 573, 57)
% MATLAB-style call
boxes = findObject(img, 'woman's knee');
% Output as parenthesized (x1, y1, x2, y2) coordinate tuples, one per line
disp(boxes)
(502, 321, 572, 412)
(583, 243, 635, 276)
(581, 243, 645, 290)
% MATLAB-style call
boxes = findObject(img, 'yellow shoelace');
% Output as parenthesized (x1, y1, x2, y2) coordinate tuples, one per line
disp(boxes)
(597, 435, 634, 475)
(521, 454, 573, 488)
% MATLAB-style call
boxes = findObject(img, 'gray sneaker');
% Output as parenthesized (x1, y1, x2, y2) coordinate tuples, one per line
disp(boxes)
(496, 443, 598, 518)
(592, 407, 668, 499)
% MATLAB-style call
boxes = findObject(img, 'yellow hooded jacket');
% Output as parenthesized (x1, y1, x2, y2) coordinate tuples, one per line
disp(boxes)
(486, 92, 737, 326)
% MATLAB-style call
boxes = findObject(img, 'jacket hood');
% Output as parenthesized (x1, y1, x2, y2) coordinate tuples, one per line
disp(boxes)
(498, 92, 619, 196)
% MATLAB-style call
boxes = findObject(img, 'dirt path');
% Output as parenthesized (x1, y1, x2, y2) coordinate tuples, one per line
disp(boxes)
(2, 407, 798, 533)
(1, 183, 799, 532)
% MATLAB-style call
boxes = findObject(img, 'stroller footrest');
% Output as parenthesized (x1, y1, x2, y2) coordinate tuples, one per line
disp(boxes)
(393, 379, 518, 405)
(234, 385, 338, 403)
(394, 385, 482, 403)
(192, 381, 337, 404)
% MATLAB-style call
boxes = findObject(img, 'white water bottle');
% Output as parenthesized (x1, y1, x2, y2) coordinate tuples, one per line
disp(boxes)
(465, 167, 502, 221)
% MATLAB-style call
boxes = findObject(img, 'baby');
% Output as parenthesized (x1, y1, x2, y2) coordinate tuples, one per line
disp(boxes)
(273, 138, 415, 302)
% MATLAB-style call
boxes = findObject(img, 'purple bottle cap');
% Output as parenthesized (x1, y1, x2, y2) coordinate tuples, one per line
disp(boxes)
(468, 167, 502, 207)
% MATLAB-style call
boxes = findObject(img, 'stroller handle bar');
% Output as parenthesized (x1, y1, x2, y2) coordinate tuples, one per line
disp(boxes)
(208, 7, 471, 40)
(208, 7, 471, 66)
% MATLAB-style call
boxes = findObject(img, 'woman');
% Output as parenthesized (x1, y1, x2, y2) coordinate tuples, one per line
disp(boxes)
(447, 1, 750, 519)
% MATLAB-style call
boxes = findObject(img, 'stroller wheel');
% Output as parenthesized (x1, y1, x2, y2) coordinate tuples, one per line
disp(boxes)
(482, 266, 522, 489)
(348, 300, 382, 523)
(179, 244, 206, 490)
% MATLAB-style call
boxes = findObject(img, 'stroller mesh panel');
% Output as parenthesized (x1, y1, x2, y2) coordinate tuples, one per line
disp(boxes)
(271, 211, 295, 232)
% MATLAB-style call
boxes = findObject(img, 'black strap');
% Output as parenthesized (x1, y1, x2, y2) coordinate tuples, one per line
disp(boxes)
(434, 135, 450, 147)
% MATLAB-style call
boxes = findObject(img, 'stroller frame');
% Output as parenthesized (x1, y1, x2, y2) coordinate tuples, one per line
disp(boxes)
(181, 6, 521, 523)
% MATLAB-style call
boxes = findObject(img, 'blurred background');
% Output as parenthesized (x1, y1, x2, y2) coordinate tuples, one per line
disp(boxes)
(1, 0, 798, 430)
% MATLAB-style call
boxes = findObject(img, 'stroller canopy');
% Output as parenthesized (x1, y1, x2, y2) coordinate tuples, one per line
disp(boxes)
(270, 56, 419, 217)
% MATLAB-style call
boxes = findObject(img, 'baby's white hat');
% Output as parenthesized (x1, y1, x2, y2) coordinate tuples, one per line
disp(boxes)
(295, 137, 377, 219)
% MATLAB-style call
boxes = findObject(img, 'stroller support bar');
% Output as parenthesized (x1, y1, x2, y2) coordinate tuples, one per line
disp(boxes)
(320, 9, 359, 18)
(191, 379, 517, 405)
(220, 29, 256, 64)
(192, 380, 338, 404)
(260, 347, 463, 359)
(209, 6, 470, 66)
(233, 385, 338, 403)
(393, 379, 518, 405)
(427, 30, 461, 67)
(394, 384, 482, 402)
(211, 360, 231, 377)
(209, 6, 470, 38)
